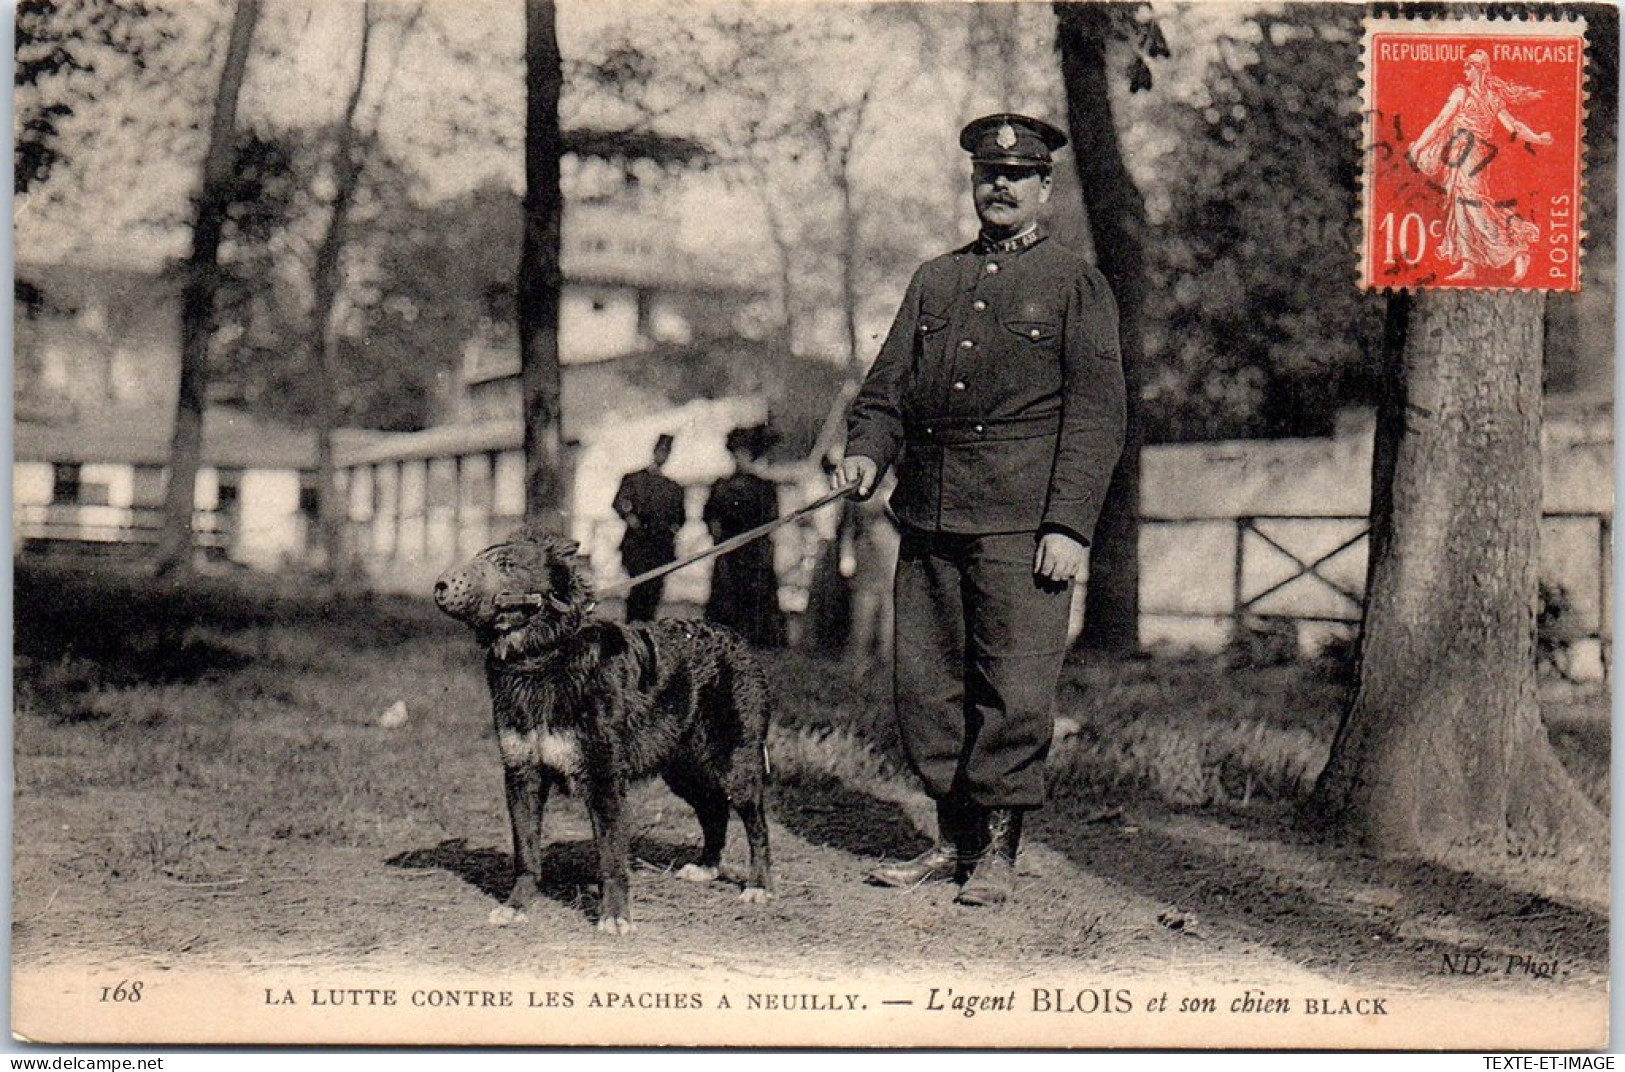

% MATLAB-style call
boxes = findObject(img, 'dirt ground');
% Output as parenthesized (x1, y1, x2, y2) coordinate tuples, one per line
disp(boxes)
(8, 566, 1612, 1048)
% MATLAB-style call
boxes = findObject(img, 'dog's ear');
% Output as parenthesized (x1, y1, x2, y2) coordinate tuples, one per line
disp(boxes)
(504, 520, 549, 545)
(504, 523, 580, 561)
(548, 537, 582, 559)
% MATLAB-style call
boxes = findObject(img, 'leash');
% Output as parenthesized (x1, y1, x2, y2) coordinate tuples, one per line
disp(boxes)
(595, 478, 860, 602)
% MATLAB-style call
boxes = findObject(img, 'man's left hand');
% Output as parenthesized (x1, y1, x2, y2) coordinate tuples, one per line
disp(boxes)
(1034, 532, 1087, 583)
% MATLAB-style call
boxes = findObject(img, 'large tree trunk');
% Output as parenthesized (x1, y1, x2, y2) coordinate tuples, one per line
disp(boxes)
(1055, 3, 1146, 656)
(1305, 291, 1603, 859)
(518, 0, 567, 530)
(153, 0, 260, 576)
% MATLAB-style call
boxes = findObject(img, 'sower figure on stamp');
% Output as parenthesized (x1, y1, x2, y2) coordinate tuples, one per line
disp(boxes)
(1407, 50, 1553, 283)
(834, 114, 1126, 906)
(613, 433, 685, 623)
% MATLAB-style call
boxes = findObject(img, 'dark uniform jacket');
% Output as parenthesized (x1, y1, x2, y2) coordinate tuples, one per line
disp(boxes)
(846, 230, 1127, 542)
(613, 468, 685, 573)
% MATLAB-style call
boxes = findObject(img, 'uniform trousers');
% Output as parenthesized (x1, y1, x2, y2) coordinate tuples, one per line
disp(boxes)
(892, 527, 1073, 808)
(621, 541, 674, 623)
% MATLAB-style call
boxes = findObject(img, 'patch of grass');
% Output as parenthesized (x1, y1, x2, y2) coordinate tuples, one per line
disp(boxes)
(15, 563, 1608, 830)
(1046, 710, 1330, 808)
(771, 644, 1347, 810)
(762, 649, 903, 764)
(53, 684, 194, 728)
(767, 724, 905, 796)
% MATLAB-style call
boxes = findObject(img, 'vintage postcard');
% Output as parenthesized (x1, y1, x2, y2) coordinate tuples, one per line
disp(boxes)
(11, 0, 1614, 1051)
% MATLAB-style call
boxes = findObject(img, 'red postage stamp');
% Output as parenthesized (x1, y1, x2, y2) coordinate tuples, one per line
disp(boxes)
(1360, 17, 1587, 291)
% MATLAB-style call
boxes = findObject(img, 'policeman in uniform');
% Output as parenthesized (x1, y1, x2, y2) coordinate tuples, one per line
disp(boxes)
(613, 433, 686, 623)
(834, 114, 1126, 906)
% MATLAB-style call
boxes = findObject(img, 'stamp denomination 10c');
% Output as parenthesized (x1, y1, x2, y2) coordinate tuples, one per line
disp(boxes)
(1361, 17, 1587, 292)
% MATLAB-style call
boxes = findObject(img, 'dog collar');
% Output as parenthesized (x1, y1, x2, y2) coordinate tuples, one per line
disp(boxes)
(494, 591, 598, 616)
(492, 649, 564, 674)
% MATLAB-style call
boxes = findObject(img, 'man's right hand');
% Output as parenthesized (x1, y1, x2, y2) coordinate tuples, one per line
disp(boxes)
(833, 455, 880, 500)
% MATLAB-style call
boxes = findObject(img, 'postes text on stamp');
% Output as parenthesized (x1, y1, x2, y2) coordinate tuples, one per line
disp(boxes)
(1361, 17, 1587, 292)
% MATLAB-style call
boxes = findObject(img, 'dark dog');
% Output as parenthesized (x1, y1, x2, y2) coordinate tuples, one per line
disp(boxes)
(434, 527, 774, 935)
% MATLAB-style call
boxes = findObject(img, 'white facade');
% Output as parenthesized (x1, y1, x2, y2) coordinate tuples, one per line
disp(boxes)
(11, 459, 308, 566)
(334, 396, 792, 604)
(235, 469, 307, 569)
(559, 287, 643, 362)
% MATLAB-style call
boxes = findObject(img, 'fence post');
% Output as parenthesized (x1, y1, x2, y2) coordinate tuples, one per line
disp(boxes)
(1600, 514, 1613, 682)
(1232, 516, 1250, 635)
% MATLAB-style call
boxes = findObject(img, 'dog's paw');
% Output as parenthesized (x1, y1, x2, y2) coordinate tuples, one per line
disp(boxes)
(739, 886, 776, 905)
(676, 863, 719, 884)
(488, 904, 529, 926)
(596, 915, 636, 936)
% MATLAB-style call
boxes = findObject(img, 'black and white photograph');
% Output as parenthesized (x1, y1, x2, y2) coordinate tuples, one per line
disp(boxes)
(9, 0, 1615, 1050)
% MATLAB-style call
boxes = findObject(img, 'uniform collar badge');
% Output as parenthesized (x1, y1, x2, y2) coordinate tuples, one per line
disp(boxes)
(977, 227, 1045, 255)
(996, 122, 1018, 149)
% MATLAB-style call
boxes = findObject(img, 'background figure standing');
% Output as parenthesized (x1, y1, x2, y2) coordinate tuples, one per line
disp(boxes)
(836, 114, 1126, 908)
(704, 424, 788, 649)
(612, 433, 685, 623)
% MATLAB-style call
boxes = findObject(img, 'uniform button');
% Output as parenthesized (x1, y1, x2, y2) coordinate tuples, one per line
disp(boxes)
(985, 263, 999, 275)
(974, 424, 985, 434)
(1029, 328, 1042, 339)
(952, 381, 966, 391)
(972, 299, 987, 311)
(960, 339, 974, 349)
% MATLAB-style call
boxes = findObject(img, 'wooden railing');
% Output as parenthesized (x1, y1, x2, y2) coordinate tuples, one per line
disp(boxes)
(1142, 511, 1612, 677)
(14, 504, 233, 552)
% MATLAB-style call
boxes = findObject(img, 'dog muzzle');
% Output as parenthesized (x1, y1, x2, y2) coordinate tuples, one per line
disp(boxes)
(435, 561, 575, 631)
(434, 560, 504, 626)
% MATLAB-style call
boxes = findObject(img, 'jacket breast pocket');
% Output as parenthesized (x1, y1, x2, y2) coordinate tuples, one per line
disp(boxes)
(1003, 319, 1060, 346)
(911, 312, 950, 383)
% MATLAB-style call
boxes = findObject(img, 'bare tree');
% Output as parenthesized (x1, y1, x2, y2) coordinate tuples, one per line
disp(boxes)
(303, 0, 421, 574)
(154, 0, 260, 576)
(519, 0, 567, 529)
(819, 88, 878, 381)
(567, 11, 907, 461)
(1054, 2, 1159, 655)
(1304, 291, 1604, 859)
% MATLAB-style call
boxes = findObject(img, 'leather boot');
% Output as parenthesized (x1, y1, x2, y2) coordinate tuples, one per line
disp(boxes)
(953, 802, 990, 882)
(867, 798, 973, 887)
(955, 807, 1024, 907)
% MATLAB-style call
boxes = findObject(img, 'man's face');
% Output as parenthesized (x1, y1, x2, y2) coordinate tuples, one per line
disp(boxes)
(972, 163, 1052, 235)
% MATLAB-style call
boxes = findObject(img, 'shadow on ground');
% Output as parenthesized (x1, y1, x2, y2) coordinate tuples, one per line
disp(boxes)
(1033, 803, 1609, 987)
(386, 835, 723, 921)
(771, 772, 932, 861)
